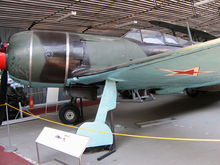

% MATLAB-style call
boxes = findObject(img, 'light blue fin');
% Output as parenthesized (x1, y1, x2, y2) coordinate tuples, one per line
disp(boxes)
(76, 80, 117, 147)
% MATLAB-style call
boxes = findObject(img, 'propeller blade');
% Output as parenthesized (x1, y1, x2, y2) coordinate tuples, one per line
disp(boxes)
(0, 70, 8, 125)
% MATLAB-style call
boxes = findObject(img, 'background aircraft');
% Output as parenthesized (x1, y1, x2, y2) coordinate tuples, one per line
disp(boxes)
(1, 28, 220, 147)
(149, 20, 217, 42)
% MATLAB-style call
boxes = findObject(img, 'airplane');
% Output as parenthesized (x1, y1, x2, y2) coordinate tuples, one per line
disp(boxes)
(1, 27, 220, 148)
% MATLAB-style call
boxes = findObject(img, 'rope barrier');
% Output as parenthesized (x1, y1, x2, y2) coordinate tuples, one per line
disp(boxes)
(1, 103, 220, 142)
(27, 91, 45, 96)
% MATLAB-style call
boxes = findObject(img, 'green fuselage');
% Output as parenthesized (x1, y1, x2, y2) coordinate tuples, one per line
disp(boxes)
(7, 30, 220, 94)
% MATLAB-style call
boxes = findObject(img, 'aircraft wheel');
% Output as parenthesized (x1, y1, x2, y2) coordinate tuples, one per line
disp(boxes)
(58, 103, 80, 124)
(185, 88, 199, 97)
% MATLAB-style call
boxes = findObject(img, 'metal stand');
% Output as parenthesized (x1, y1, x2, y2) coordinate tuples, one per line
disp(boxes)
(79, 98, 84, 122)
(4, 104, 17, 152)
(45, 103, 48, 114)
(36, 143, 82, 165)
(36, 143, 40, 164)
(97, 110, 116, 161)
(36, 127, 87, 165)
(2, 102, 38, 126)
(78, 157, 82, 165)
(118, 89, 155, 103)
(19, 102, 23, 118)
(72, 97, 84, 123)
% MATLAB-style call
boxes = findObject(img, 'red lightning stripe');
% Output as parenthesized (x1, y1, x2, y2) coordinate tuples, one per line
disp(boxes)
(159, 67, 216, 76)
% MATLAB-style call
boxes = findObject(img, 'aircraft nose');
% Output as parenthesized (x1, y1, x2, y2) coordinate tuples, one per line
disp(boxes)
(7, 30, 89, 86)
(7, 31, 32, 82)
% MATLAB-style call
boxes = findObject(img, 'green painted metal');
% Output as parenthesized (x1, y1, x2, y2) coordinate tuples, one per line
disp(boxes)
(31, 34, 47, 82)
(7, 30, 220, 94)
(72, 38, 220, 94)
(9, 75, 64, 88)
(7, 31, 46, 83)
(80, 34, 146, 70)
(7, 31, 31, 82)
(76, 80, 117, 147)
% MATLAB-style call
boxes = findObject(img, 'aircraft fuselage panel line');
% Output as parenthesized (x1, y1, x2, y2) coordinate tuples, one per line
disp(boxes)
(29, 31, 33, 87)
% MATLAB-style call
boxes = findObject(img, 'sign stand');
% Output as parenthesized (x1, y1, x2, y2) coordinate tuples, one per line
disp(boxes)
(36, 143, 40, 163)
(4, 104, 17, 152)
(2, 102, 38, 125)
(35, 127, 89, 165)
(45, 88, 59, 114)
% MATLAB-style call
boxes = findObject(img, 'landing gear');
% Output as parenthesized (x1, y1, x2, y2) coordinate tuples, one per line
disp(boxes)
(119, 89, 155, 102)
(77, 80, 117, 148)
(58, 98, 84, 124)
(58, 103, 80, 124)
(185, 88, 200, 97)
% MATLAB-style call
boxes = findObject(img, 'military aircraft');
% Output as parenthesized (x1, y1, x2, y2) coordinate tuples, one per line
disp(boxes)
(1, 28, 220, 147)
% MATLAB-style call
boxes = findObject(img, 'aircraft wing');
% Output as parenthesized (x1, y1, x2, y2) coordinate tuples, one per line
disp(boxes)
(72, 37, 220, 94)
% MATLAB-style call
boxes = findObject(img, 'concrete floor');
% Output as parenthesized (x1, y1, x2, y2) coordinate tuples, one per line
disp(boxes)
(1, 92, 220, 165)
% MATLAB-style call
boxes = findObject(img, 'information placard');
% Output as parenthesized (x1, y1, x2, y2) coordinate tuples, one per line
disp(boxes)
(46, 88, 59, 104)
(36, 127, 89, 158)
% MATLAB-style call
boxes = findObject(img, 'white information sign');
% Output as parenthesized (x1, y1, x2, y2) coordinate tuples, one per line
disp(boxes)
(46, 88, 59, 104)
(36, 127, 90, 158)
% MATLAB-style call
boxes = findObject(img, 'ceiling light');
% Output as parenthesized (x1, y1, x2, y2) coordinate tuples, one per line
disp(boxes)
(56, 11, 77, 22)
(170, 0, 177, 2)
(194, 0, 216, 6)
(116, 20, 138, 28)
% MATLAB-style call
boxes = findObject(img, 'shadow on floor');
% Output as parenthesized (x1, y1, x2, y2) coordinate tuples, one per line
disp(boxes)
(115, 92, 220, 122)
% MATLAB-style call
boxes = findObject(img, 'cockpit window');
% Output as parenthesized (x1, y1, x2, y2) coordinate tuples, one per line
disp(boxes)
(143, 37, 164, 44)
(164, 34, 188, 46)
(123, 28, 188, 46)
(164, 34, 178, 45)
(177, 37, 188, 45)
(141, 30, 164, 45)
(123, 29, 142, 42)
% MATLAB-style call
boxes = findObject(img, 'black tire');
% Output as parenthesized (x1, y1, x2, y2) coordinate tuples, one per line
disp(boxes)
(185, 88, 199, 97)
(58, 103, 80, 124)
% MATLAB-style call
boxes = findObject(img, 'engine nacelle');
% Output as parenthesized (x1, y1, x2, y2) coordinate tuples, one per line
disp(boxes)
(7, 30, 89, 87)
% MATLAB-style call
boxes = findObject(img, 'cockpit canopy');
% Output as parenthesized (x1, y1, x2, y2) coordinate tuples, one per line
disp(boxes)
(123, 29, 188, 46)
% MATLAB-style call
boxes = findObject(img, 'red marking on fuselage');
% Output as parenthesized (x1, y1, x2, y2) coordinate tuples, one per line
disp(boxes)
(159, 67, 215, 76)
